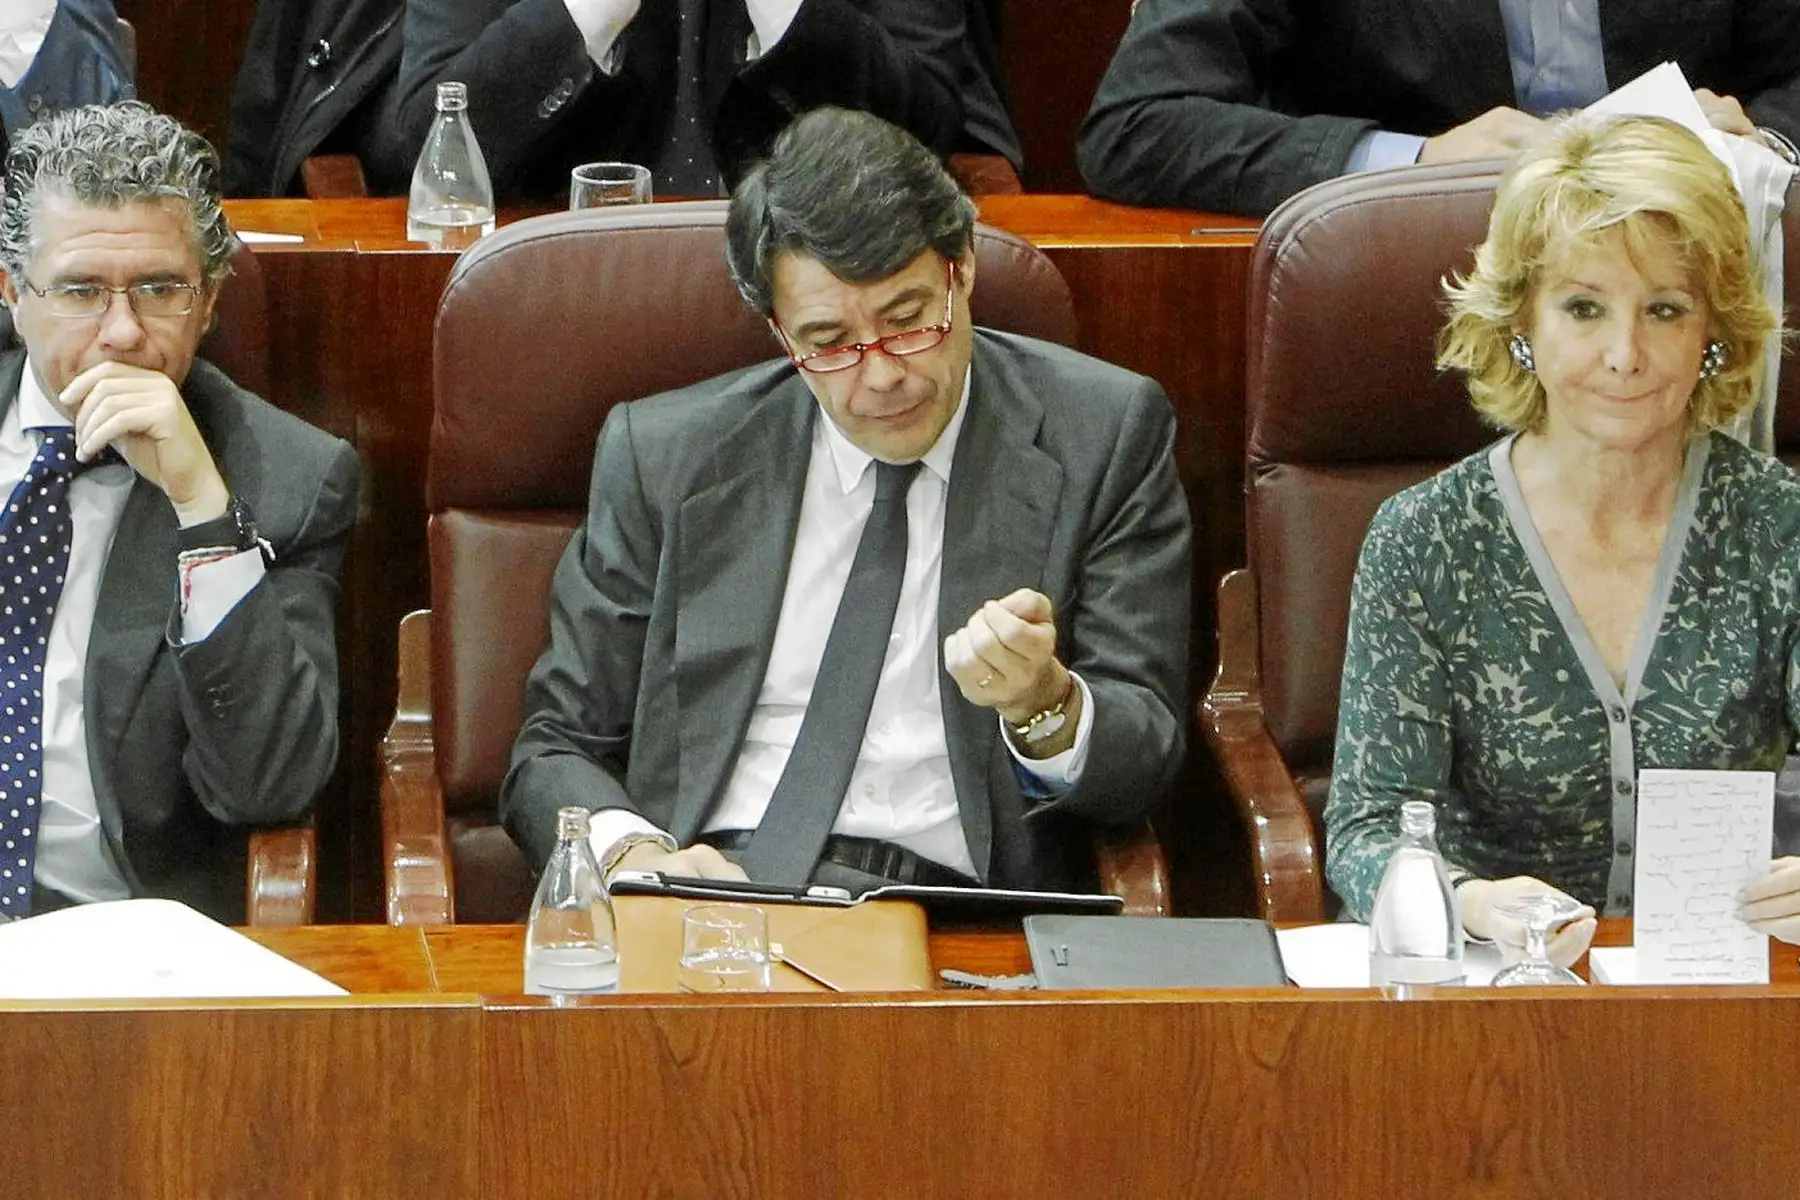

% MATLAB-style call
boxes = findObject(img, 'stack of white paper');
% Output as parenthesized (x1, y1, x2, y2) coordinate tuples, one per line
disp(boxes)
(1276, 923, 1503, 988)
(0, 899, 346, 1000)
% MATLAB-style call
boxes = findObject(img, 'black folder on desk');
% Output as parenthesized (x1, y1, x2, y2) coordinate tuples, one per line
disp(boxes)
(1023, 915, 1290, 989)
(609, 871, 1124, 917)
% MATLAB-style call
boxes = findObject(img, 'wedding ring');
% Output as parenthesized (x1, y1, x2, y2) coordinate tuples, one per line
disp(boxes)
(977, 674, 995, 689)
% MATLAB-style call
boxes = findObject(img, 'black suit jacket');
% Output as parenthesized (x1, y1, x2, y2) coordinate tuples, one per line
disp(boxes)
(0, 352, 359, 921)
(502, 330, 1191, 892)
(1078, 0, 1800, 217)
(385, 0, 1021, 199)
(224, 0, 407, 197)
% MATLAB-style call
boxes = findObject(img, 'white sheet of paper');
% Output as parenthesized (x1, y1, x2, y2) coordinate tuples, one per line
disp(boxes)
(1634, 769, 1773, 984)
(1276, 923, 1502, 988)
(1582, 62, 1743, 190)
(234, 230, 306, 244)
(0, 898, 346, 1000)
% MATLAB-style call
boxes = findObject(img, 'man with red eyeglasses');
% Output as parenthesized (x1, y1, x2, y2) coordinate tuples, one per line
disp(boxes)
(503, 108, 1191, 896)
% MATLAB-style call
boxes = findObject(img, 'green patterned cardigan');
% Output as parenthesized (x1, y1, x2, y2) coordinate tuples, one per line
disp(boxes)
(1325, 432, 1800, 920)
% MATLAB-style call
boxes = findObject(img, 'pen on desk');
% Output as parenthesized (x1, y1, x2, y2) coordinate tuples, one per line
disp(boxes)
(1188, 225, 1256, 237)
(769, 944, 840, 991)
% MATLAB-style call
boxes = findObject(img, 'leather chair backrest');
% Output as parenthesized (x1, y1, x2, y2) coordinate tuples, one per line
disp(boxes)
(430, 200, 1079, 816)
(1247, 163, 1800, 814)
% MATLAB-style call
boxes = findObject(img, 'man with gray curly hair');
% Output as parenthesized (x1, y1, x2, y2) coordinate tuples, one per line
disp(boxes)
(0, 102, 358, 922)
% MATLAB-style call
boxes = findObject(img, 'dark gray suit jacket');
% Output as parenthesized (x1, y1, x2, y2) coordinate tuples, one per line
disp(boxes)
(503, 329, 1191, 892)
(386, 0, 1021, 199)
(1079, 0, 1800, 217)
(0, 352, 359, 922)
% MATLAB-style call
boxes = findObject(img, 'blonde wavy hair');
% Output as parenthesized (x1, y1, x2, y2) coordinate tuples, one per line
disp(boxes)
(1438, 114, 1780, 434)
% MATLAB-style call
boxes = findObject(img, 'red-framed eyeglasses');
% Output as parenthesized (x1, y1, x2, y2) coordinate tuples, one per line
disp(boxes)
(771, 262, 957, 374)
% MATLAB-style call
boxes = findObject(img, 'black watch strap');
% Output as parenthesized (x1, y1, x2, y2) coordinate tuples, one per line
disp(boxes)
(177, 495, 273, 562)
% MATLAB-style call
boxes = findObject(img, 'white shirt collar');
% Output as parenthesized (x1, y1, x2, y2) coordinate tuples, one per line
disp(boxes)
(0, 1, 57, 91)
(816, 362, 973, 496)
(17, 356, 68, 431)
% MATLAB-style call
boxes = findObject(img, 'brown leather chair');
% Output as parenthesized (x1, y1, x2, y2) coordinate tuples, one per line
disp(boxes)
(1203, 163, 1800, 923)
(381, 200, 1172, 924)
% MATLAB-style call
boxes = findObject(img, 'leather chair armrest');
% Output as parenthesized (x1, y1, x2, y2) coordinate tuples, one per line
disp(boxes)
(302, 154, 371, 199)
(1201, 569, 1328, 924)
(381, 609, 455, 925)
(1094, 820, 1171, 916)
(949, 152, 1024, 196)
(246, 822, 316, 926)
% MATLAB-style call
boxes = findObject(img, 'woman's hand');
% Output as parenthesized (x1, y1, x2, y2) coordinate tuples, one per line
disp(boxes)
(1457, 876, 1598, 967)
(1737, 857, 1800, 943)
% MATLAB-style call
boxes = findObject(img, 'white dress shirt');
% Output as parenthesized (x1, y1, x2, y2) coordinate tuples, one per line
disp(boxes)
(591, 367, 1095, 877)
(3, 361, 263, 905)
(0, 0, 56, 89)
(563, 0, 803, 71)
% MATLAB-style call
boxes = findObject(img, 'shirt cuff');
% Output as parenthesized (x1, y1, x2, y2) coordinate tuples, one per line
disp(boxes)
(562, 0, 638, 69)
(177, 548, 266, 643)
(1001, 671, 1094, 790)
(1344, 130, 1428, 175)
(742, 0, 803, 58)
(587, 807, 676, 873)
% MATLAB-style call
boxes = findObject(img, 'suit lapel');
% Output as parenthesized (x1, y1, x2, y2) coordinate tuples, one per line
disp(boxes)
(84, 478, 175, 790)
(670, 379, 812, 836)
(938, 336, 1061, 879)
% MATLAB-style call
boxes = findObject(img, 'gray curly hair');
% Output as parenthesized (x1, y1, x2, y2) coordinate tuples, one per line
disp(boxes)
(0, 101, 234, 287)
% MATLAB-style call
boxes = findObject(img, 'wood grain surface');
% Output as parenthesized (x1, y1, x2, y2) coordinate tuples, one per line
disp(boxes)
(6, 923, 1795, 1197)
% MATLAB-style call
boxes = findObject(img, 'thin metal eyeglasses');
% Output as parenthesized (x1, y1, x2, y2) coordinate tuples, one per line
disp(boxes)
(21, 278, 204, 319)
(772, 262, 956, 374)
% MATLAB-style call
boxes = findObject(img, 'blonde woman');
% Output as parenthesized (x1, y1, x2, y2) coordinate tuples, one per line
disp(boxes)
(1326, 114, 1800, 961)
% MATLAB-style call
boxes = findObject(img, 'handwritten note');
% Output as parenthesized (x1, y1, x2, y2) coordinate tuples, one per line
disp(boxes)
(1634, 769, 1773, 984)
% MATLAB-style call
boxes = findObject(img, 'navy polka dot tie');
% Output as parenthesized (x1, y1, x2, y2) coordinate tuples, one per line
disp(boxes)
(0, 426, 78, 917)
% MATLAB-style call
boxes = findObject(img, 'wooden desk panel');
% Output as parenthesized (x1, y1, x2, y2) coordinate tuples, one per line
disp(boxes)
(6, 924, 1794, 1197)
(3, 1000, 480, 1195)
(477, 988, 1800, 1198)
(226, 196, 1261, 919)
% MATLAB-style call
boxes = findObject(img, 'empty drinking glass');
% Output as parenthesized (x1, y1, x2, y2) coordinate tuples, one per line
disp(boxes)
(677, 904, 772, 993)
(570, 161, 653, 209)
(1491, 891, 1587, 987)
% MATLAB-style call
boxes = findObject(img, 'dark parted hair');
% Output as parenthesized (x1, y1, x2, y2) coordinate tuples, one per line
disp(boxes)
(725, 107, 977, 314)
(1, 101, 235, 287)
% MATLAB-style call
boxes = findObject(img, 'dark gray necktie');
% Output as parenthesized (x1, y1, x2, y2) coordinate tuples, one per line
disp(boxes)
(740, 460, 923, 885)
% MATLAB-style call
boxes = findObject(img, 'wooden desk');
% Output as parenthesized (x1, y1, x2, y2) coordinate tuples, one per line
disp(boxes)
(219, 195, 1262, 920)
(8, 921, 1798, 1197)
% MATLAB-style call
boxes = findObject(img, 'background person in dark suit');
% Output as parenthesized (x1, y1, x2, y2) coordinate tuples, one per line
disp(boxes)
(0, 0, 133, 159)
(383, 0, 1022, 199)
(503, 108, 1189, 894)
(223, 0, 407, 197)
(1078, 0, 1800, 218)
(0, 103, 358, 921)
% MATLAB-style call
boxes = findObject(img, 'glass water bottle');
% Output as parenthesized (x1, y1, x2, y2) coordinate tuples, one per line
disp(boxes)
(523, 806, 620, 1001)
(1368, 800, 1465, 991)
(406, 81, 495, 248)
